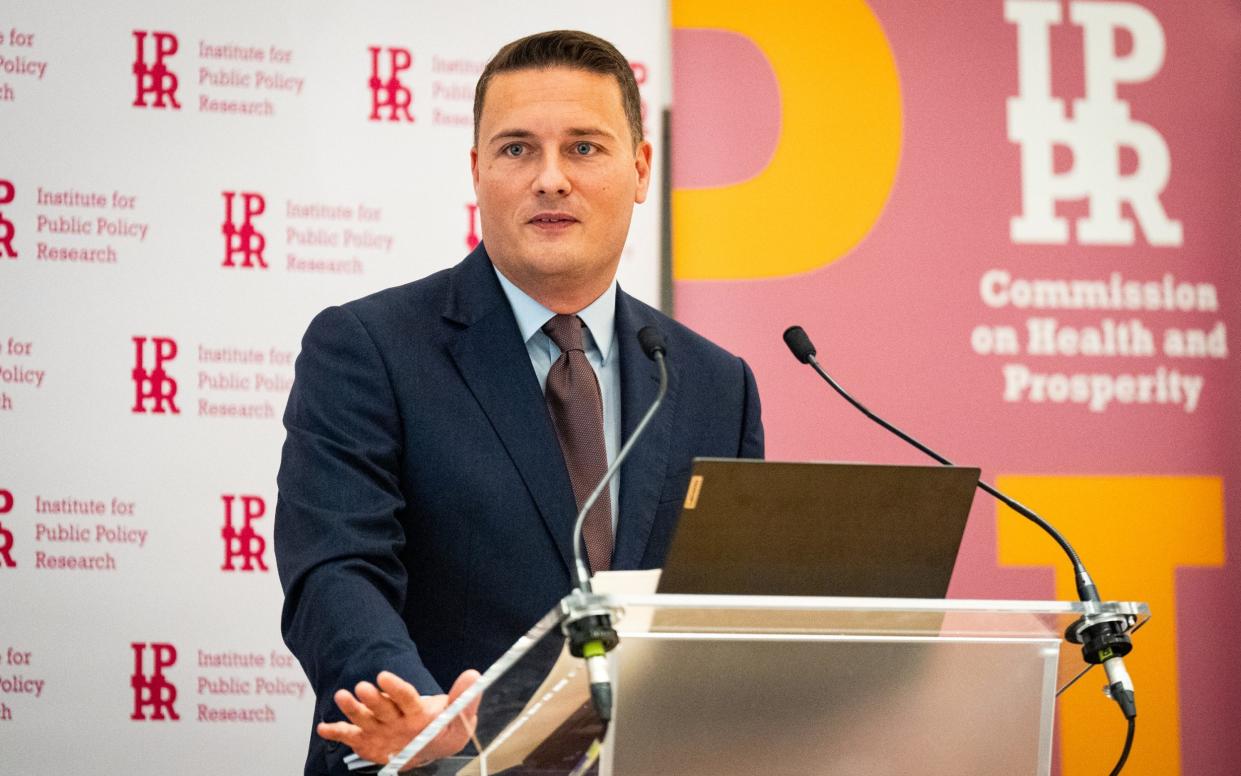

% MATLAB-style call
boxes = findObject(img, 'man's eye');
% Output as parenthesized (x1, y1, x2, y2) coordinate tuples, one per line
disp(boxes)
(574, 142, 594, 155)
(504, 144, 524, 157)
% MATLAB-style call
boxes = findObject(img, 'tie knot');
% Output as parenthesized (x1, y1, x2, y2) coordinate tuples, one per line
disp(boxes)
(542, 314, 586, 354)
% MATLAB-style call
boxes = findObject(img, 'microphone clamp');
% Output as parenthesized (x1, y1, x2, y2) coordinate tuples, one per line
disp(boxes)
(560, 592, 621, 651)
(1066, 610, 1137, 719)
(1065, 611, 1137, 660)
(560, 591, 621, 722)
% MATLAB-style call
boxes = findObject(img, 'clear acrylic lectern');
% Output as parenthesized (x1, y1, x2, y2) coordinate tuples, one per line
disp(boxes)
(378, 593, 1149, 776)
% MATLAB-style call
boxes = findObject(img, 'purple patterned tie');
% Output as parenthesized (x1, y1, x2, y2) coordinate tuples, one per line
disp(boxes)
(542, 314, 612, 573)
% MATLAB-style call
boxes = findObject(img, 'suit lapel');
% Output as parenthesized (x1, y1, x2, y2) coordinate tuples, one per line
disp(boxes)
(612, 291, 677, 570)
(443, 246, 578, 573)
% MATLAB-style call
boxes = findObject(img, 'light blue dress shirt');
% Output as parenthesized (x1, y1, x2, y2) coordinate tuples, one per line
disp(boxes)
(494, 267, 622, 528)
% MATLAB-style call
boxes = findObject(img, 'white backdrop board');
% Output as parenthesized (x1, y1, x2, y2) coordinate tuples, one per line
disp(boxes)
(0, 1, 667, 771)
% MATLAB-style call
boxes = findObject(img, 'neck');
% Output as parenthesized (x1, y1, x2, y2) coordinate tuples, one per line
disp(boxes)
(537, 284, 610, 314)
(501, 268, 616, 315)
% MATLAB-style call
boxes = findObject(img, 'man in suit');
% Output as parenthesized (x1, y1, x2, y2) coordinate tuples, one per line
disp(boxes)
(275, 30, 763, 774)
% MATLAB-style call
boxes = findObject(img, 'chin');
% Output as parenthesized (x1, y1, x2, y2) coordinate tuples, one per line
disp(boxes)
(521, 244, 582, 271)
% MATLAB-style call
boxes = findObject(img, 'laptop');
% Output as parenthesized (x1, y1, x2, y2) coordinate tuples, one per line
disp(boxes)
(656, 458, 980, 598)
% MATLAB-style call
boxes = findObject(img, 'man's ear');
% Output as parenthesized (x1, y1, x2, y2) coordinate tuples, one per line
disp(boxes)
(470, 147, 480, 193)
(633, 140, 653, 204)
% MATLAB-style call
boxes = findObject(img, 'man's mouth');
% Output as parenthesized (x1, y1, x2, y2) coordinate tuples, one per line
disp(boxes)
(528, 212, 578, 227)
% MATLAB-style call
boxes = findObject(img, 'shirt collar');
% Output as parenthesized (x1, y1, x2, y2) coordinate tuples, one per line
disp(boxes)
(493, 265, 617, 363)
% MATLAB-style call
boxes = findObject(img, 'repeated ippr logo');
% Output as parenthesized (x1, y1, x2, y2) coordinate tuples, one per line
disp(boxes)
(629, 61, 650, 136)
(465, 202, 480, 250)
(1006, 0, 1182, 246)
(221, 192, 267, 268)
(131, 336, 180, 414)
(132, 31, 181, 110)
(368, 46, 414, 122)
(130, 642, 179, 720)
(220, 494, 269, 572)
(0, 488, 14, 568)
(0, 180, 16, 258)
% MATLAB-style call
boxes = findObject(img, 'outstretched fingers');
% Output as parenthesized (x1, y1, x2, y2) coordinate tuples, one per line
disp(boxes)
(354, 679, 401, 723)
(332, 687, 378, 727)
(376, 670, 423, 718)
(316, 670, 483, 768)
(316, 716, 363, 747)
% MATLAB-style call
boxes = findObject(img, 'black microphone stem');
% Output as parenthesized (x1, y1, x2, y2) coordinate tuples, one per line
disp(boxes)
(802, 355, 1098, 602)
(572, 349, 668, 593)
(784, 325, 1136, 727)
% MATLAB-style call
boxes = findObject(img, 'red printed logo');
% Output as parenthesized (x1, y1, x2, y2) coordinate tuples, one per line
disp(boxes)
(221, 192, 267, 268)
(220, 494, 269, 572)
(131, 31, 181, 110)
(131, 336, 180, 414)
(0, 488, 14, 568)
(465, 202, 480, 250)
(130, 642, 179, 720)
(0, 180, 16, 259)
(630, 62, 650, 136)
(368, 46, 414, 122)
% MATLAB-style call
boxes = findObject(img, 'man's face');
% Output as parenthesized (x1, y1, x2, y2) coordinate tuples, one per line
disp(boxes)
(471, 66, 652, 310)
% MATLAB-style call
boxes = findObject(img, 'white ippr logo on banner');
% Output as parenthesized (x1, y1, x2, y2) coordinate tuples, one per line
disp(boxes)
(1006, 1, 1182, 247)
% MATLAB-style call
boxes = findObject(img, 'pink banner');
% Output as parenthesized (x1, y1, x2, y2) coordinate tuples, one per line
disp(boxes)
(672, 2, 1239, 773)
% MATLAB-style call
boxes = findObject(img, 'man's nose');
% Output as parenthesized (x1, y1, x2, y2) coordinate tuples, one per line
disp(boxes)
(533, 154, 571, 196)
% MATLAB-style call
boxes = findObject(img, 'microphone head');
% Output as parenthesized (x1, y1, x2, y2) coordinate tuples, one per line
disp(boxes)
(637, 326, 667, 360)
(783, 326, 817, 364)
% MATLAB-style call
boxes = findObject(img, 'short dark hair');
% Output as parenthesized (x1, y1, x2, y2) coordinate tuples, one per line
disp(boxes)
(473, 30, 643, 148)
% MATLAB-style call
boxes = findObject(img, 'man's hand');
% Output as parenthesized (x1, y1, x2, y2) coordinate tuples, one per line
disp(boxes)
(317, 669, 482, 770)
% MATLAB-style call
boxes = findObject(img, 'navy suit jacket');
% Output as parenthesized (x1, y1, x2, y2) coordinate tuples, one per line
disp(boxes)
(275, 245, 763, 774)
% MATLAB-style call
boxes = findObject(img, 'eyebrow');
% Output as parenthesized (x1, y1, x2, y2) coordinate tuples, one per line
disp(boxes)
(488, 127, 618, 145)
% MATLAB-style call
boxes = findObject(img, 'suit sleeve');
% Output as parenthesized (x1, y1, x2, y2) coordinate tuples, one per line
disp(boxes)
(737, 358, 765, 459)
(274, 305, 444, 773)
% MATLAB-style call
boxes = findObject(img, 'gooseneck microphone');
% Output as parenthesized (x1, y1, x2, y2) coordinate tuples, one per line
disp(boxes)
(782, 325, 1137, 726)
(782, 328, 1101, 595)
(564, 325, 669, 723)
